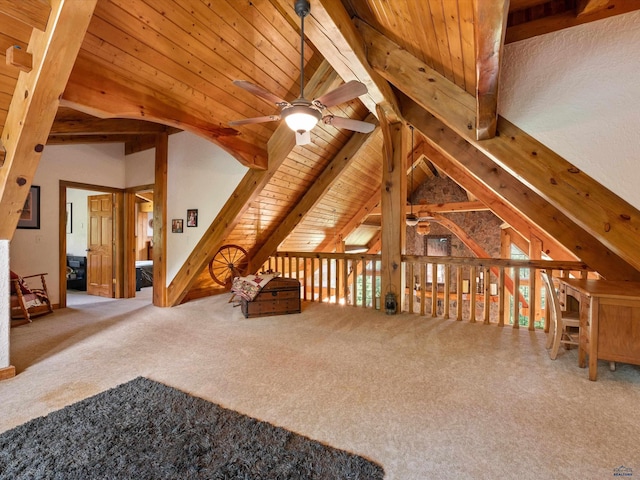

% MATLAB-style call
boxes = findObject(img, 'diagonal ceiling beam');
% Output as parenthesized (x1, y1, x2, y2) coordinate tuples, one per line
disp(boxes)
(248, 114, 379, 272)
(475, 0, 510, 140)
(360, 20, 640, 277)
(0, 0, 97, 240)
(269, 0, 400, 121)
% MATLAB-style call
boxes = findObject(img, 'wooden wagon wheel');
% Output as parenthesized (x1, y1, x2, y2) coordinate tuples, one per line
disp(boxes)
(208, 244, 249, 287)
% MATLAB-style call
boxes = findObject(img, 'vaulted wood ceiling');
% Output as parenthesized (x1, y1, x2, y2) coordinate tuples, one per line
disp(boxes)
(2, 0, 640, 305)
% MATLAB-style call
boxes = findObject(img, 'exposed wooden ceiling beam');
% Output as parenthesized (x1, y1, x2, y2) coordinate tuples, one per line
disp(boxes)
(62, 55, 268, 170)
(402, 95, 640, 281)
(506, 0, 640, 43)
(50, 109, 175, 136)
(475, 0, 509, 140)
(0, 0, 50, 31)
(357, 19, 475, 138)
(270, 0, 400, 122)
(0, 0, 97, 240)
(368, 201, 490, 217)
(362, 21, 640, 277)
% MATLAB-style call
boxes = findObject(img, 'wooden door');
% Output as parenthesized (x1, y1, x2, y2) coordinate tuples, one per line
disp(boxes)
(87, 194, 114, 297)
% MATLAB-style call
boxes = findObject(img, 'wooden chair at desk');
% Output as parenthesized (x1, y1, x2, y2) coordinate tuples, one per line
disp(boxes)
(542, 271, 581, 360)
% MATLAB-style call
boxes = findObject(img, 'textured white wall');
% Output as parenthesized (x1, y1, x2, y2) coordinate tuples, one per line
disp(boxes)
(499, 10, 640, 209)
(166, 132, 248, 284)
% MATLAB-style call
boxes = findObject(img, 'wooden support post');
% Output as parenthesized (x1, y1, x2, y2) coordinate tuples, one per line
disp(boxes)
(153, 133, 168, 307)
(513, 267, 521, 329)
(379, 109, 407, 313)
(499, 267, 506, 326)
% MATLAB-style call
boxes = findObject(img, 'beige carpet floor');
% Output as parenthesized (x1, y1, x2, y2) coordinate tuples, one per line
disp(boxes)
(2, 291, 640, 479)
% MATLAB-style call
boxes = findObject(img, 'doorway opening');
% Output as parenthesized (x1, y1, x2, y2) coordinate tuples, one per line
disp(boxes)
(59, 181, 133, 309)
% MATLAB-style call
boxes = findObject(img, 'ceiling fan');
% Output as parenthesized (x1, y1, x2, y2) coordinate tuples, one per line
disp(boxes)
(228, 0, 375, 146)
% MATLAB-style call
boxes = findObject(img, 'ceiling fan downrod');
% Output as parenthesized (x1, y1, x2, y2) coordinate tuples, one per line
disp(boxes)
(294, 0, 311, 100)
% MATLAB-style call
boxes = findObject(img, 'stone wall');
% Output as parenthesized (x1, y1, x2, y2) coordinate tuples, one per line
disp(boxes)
(406, 175, 502, 257)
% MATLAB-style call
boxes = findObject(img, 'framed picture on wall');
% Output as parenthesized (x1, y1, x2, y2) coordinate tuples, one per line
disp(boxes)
(17, 185, 40, 229)
(425, 234, 452, 284)
(172, 219, 183, 233)
(186, 209, 198, 227)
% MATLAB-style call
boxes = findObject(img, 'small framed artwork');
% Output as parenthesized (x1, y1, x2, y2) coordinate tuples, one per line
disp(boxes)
(186, 209, 198, 227)
(172, 219, 183, 233)
(18, 185, 40, 229)
(66, 202, 72, 234)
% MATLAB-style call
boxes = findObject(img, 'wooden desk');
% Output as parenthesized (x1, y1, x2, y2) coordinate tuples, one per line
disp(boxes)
(561, 278, 640, 381)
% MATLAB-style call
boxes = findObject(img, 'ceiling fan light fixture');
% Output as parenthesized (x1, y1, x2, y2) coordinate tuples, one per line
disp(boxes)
(406, 213, 419, 227)
(282, 104, 321, 133)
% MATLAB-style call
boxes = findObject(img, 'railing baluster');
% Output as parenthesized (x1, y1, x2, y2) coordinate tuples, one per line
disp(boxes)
(443, 264, 450, 319)
(528, 267, 537, 331)
(431, 263, 438, 317)
(513, 267, 520, 329)
(419, 263, 426, 316)
(352, 259, 358, 307)
(470, 266, 477, 323)
(456, 265, 463, 321)
(409, 262, 415, 314)
(483, 266, 491, 325)
(499, 267, 505, 326)
(343, 258, 349, 305)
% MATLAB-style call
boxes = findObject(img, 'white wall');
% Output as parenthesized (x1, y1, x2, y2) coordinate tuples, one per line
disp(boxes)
(166, 132, 248, 283)
(66, 188, 105, 257)
(499, 10, 640, 209)
(10, 144, 126, 303)
(125, 148, 155, 188)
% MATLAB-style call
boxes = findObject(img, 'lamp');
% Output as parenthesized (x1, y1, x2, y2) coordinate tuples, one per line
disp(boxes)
(281, 101, 321, 133)
(406, 125, 419, 227)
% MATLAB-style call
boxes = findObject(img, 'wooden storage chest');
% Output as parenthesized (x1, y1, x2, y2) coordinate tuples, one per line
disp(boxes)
(241, 277, 301, 318)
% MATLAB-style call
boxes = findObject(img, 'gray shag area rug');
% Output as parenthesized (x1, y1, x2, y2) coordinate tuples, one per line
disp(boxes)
(0, 377, 384, 479)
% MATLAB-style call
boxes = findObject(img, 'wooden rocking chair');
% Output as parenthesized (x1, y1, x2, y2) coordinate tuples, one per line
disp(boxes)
(10, 271, 53, 326)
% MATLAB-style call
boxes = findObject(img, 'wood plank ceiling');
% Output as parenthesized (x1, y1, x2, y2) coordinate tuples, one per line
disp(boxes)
(2, 0, 640, 301)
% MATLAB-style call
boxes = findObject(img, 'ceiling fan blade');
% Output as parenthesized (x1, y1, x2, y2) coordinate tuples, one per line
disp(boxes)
(228, 115, 280, 126)
(322, 115, 375, 134)
(233, 80, 290, 107)
(313, 80, 368, 109)
(295, 130, 311, 146)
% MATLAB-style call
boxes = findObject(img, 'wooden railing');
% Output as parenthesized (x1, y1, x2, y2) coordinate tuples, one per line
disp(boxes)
(264, 252, 593, 330)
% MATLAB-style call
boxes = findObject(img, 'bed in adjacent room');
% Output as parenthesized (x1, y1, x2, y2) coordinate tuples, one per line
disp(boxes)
(135, 260, 153, 291)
